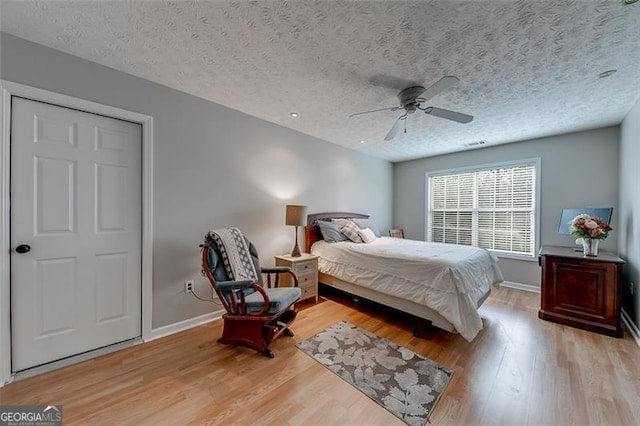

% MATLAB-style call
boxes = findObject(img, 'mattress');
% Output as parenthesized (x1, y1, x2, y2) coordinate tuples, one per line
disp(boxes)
(311, 237, 504, 341)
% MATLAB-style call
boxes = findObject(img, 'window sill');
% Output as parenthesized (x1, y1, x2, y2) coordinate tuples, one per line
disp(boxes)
(491, 251, 538, 262)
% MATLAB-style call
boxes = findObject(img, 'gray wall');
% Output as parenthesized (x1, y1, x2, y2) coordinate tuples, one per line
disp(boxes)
(0, 33, 393, 328)
(619, 96, 640, 330)
(393, 127, 620, 288)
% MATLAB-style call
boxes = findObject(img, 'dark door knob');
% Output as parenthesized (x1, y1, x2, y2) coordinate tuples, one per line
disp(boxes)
(16, 244, 31, 254)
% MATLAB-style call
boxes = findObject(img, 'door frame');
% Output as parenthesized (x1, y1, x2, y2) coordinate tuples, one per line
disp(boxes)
(0, 80, 154, 385)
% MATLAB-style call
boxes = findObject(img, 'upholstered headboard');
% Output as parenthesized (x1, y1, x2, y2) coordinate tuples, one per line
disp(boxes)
(304, 212, 370, 253)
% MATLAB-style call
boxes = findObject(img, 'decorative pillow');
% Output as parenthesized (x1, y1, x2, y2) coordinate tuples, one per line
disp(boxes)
(351, 218, 381, 237)
(358, 227, 377, 244)
(317, 220, 349, 243)
(340, 220, 363, 243)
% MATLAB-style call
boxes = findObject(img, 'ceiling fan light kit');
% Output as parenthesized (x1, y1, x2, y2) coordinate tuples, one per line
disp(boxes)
(350, 76, 474, 141)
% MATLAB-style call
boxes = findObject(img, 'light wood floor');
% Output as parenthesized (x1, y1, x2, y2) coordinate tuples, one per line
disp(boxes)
(1, 286, 639, 425)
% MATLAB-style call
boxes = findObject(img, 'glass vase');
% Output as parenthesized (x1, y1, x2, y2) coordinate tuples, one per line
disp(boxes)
(582, 238, 599, 256)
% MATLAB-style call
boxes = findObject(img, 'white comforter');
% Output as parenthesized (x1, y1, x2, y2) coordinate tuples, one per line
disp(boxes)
(311, 237, 504, 341)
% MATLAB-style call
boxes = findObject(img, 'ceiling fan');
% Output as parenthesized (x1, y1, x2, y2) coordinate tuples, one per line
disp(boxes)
(350, 76, 473, 141)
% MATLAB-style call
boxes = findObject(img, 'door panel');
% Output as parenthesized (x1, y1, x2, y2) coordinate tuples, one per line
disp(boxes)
(34, 114, 77, 147)
(95, 253, 128, 323)
(95, 164, 127, 233)
(35, 157, 76, 235)
(35, 257, 77, 336)
(11, 97, 142, 372)
(95, 126, 128, 152)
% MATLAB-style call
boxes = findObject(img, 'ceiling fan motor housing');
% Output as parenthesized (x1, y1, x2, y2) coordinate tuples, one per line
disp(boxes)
(398, 86, 426, 112)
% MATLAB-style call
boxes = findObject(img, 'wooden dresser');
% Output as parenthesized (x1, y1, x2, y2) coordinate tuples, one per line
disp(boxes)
(274, 254, 319, 303)
(538, 245, 625, 337)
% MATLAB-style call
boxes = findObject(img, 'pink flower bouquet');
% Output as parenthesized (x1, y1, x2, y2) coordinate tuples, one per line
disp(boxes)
(569, 214, 612, 240)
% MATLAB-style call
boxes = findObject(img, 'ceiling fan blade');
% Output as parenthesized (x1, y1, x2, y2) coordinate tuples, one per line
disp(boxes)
(349, 106, 400, 118)
(421, 76, 460, 101)
(424, 106, 473, 124)
(384, 115, 407, 141)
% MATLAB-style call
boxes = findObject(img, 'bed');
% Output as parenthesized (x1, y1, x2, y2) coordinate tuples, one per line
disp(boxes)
(304, 212, 504, 341)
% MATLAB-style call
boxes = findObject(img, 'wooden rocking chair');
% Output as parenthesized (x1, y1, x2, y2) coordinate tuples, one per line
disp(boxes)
(200, 230, 301, 358)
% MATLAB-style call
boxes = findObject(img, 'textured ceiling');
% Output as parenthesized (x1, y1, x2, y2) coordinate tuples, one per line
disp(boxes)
(1, 0, 639, 162)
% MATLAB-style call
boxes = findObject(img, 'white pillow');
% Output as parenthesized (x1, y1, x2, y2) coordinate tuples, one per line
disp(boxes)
(358, 227, 377, 244)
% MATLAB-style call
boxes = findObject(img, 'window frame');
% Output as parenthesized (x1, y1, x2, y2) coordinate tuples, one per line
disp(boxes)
(425, 158, 541, 261)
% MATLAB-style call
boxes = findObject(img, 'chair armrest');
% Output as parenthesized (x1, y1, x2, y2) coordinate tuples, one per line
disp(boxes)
(214, 280, 255, 291)
(244, 285, 271, 316)
(261, 266, 291, 274)
(263, 268, 299, 288)
(284, 270, 299, 287)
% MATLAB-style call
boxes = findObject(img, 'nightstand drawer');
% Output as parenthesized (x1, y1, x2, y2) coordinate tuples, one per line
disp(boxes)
(293, 260, 316, 275)
(297, 271, 317, 288)
(300, 286, 317, 301)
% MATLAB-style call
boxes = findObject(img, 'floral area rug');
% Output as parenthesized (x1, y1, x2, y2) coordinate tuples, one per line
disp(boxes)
(296, 321, 453, 425)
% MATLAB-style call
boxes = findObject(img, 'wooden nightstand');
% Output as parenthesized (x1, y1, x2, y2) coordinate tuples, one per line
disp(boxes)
(274, 254, 319, 303)
(538, 245, 625, 337)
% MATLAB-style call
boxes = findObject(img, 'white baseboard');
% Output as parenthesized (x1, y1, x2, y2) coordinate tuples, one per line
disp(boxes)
(6, 311, 224, 384)
(622, 308, 640, 348)
(501, 280, 541, 293)
(146, 310, 224, 342)
(8, 338, 141, 384)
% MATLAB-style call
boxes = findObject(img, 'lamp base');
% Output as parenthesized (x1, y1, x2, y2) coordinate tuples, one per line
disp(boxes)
(290, 226, 302, 257)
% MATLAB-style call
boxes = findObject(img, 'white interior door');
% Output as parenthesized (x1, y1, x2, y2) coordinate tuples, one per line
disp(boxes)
(10, 97, 142, 372)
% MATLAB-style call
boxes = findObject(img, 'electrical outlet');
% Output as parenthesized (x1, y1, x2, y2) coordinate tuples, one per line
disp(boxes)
(184, 280, 194, 293)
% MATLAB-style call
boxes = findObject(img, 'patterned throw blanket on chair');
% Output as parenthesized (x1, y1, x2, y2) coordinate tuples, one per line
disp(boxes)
(205, 227, 258, 282)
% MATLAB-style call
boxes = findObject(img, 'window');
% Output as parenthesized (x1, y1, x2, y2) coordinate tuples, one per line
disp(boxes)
(426, 159, 539, 258)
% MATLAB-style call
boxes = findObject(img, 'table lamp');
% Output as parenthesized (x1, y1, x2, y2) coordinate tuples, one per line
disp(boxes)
(285, 205, 307, 257)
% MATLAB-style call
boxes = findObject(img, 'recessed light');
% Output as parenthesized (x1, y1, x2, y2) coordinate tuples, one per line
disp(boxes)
(290, 112, 298, 118)
(359, 140, 365, 144)
(598, 70, 617, 78)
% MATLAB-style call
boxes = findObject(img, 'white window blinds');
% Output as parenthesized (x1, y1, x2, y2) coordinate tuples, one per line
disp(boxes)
(428, 162, 537, 256)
